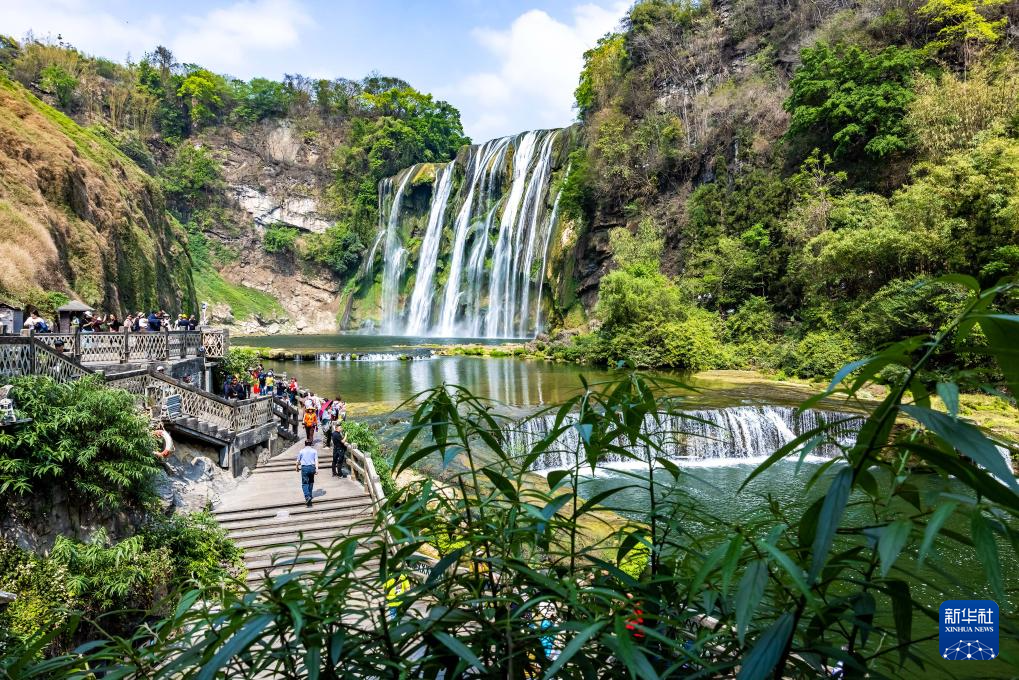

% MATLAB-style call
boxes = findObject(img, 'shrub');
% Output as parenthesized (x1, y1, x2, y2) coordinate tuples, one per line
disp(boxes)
(262, 224, 300, 255)
(342, 421, 397, 497)
(0, 376, 160, 511)
(159, 144, 224, 221)
(725, 296, 776, 342)
(140, 512, 245, 587)
(786, 42, 924, 160)
(39, 64, 76, 108)
(783, 331, 859, 379)
(0, 540, 73, 658)
(306, 223, 364, 277)
(50, 530, 172, 637)
(659, 312, 723, 372)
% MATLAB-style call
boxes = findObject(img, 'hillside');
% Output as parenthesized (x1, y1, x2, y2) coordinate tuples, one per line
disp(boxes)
(0, 37, 467, 332)
(543, 0, 1019, 376)
(0, 76, 195, 314)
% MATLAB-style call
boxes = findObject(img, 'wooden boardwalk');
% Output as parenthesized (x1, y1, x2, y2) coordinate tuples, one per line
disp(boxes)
(213, 438, 379, 584)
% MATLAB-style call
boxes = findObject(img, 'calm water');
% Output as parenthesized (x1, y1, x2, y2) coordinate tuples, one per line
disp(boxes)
(237, 334, 828, 417)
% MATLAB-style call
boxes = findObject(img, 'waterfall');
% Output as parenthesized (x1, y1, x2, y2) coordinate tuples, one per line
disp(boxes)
(363, 129, 568, 338)
(506, 406, 865, 471)
(375, 167, 417, 335)
(406, 163, 454, 335)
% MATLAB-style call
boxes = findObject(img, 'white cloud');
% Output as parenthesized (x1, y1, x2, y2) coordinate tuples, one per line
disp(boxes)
(172, 0, 310, 76)
(0, 0, 309, 77)
(0, 0, 164, 63)
(448, 2, 628, 142)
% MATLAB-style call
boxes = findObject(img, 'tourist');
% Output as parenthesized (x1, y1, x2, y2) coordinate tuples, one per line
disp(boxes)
(321, 399, 333, 438)
(53, 338, 66, 354)
(81, 311, 95, 334)
(303, 406, 318, 444)
(148, 311, 161, 332)
(330, 420, 348, 478)
(137, 312, 148, 332)
(384, 573, 410, 621)
(22, 310, 44, 332)
(123, 313, 135, 331)
(295, 442, 318, 507)
(265, 370, 275, 397)
(335, 396, 347, 422)
(176, 314, 189, 329)
(108, 314, 122, 332)
(188, 314, 198, 331)
(257, 364, 266, 394)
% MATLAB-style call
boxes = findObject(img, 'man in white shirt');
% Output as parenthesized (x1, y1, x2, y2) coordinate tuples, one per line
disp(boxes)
(295, 444, 318, 507)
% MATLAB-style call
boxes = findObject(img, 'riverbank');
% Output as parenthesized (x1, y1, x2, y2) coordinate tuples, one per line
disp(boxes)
(235, 337, 1019, 460)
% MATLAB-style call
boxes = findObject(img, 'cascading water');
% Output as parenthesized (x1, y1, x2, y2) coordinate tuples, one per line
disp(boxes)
(373, 167, 417, 335)
(361, 129, 568, 338)
(405, 163, 454, 335)
(506, 406, 865, 470)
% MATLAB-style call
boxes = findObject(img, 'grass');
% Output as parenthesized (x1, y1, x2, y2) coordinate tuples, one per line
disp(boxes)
(193, 266, 285, 322)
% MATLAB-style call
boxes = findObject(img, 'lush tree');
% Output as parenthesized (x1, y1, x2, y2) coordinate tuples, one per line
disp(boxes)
(176, 68, 227, 127)
(0, 376, 160, 511)
(232, 77, 295, 123)
(306, 223, 364, 278)
(39, 63, 77, 108)
(575, 34, 626, 117)
(262, 224, 300, 255)
(786, 42, 924, 160)
(330, 86, 468, 237)
(918, 0, 1008, 58)
(159, 144, 225, 220)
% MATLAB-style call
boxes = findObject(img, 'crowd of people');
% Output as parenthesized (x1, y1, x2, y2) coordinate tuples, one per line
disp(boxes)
(19, 308, 199, 333)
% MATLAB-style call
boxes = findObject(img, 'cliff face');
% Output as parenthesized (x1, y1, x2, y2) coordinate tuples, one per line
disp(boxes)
(0, 78, 195, 314)
(194, 119, 345, 334)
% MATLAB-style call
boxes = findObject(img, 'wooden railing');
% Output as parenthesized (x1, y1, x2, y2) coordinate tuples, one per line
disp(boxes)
(346, 445, 387, 513)
(106, 368, 273, 434)
(30, 328, 230, 362)
(0, 336, 94, 384)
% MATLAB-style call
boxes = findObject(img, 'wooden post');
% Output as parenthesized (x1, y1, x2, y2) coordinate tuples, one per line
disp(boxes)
(73, 328, 81, 361)
(28, 330, 37, 373)
(163, 326, 170, 361)
(121, 327, 129, 363)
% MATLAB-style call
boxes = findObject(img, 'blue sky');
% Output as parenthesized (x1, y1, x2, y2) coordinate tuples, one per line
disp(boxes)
(0, 0, 629, 141)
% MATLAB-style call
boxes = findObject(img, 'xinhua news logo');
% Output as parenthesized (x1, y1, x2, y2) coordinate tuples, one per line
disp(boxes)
(939, 600, 998, 661)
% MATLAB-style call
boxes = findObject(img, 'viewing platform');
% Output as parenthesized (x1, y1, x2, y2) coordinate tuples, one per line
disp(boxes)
(0, 330, 281, 475)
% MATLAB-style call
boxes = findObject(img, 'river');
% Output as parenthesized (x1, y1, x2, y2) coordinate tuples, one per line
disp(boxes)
(236, 333, 1017, 676)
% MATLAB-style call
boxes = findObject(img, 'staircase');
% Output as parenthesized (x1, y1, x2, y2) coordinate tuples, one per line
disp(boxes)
(212, 442, 378, 584)
(172, 415, 234, 443)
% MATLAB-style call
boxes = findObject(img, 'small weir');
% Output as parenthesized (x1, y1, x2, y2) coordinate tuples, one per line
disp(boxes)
(508, 405, 865, 471)
(316, 349, 434, 362)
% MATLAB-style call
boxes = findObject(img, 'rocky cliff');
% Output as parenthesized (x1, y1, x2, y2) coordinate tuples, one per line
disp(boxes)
(0, 77, 196, 315)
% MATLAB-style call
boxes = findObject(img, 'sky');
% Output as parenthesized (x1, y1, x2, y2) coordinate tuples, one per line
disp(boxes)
(0, 0, 629, 141)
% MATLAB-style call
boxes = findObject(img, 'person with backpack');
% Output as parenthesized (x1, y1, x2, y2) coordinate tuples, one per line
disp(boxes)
(303, 407, 318, 444)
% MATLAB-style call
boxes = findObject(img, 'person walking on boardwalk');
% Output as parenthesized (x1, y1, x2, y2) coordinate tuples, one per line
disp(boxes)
(295, 442, 318, 507)
(330, 421, 349, 478)
(303, 406, 318, 444)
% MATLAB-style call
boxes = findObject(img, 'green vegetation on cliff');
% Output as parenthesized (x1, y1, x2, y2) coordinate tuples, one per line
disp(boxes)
(555, 0, 1019, 380)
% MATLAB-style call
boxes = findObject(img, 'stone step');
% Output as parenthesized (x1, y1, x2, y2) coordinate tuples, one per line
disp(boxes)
(223, 505, 374, 535)
(213, 495, 371, 522)
(231, 524, 374, 551)
(244, 560, 380, 584)
(243, 543, 379, 572)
